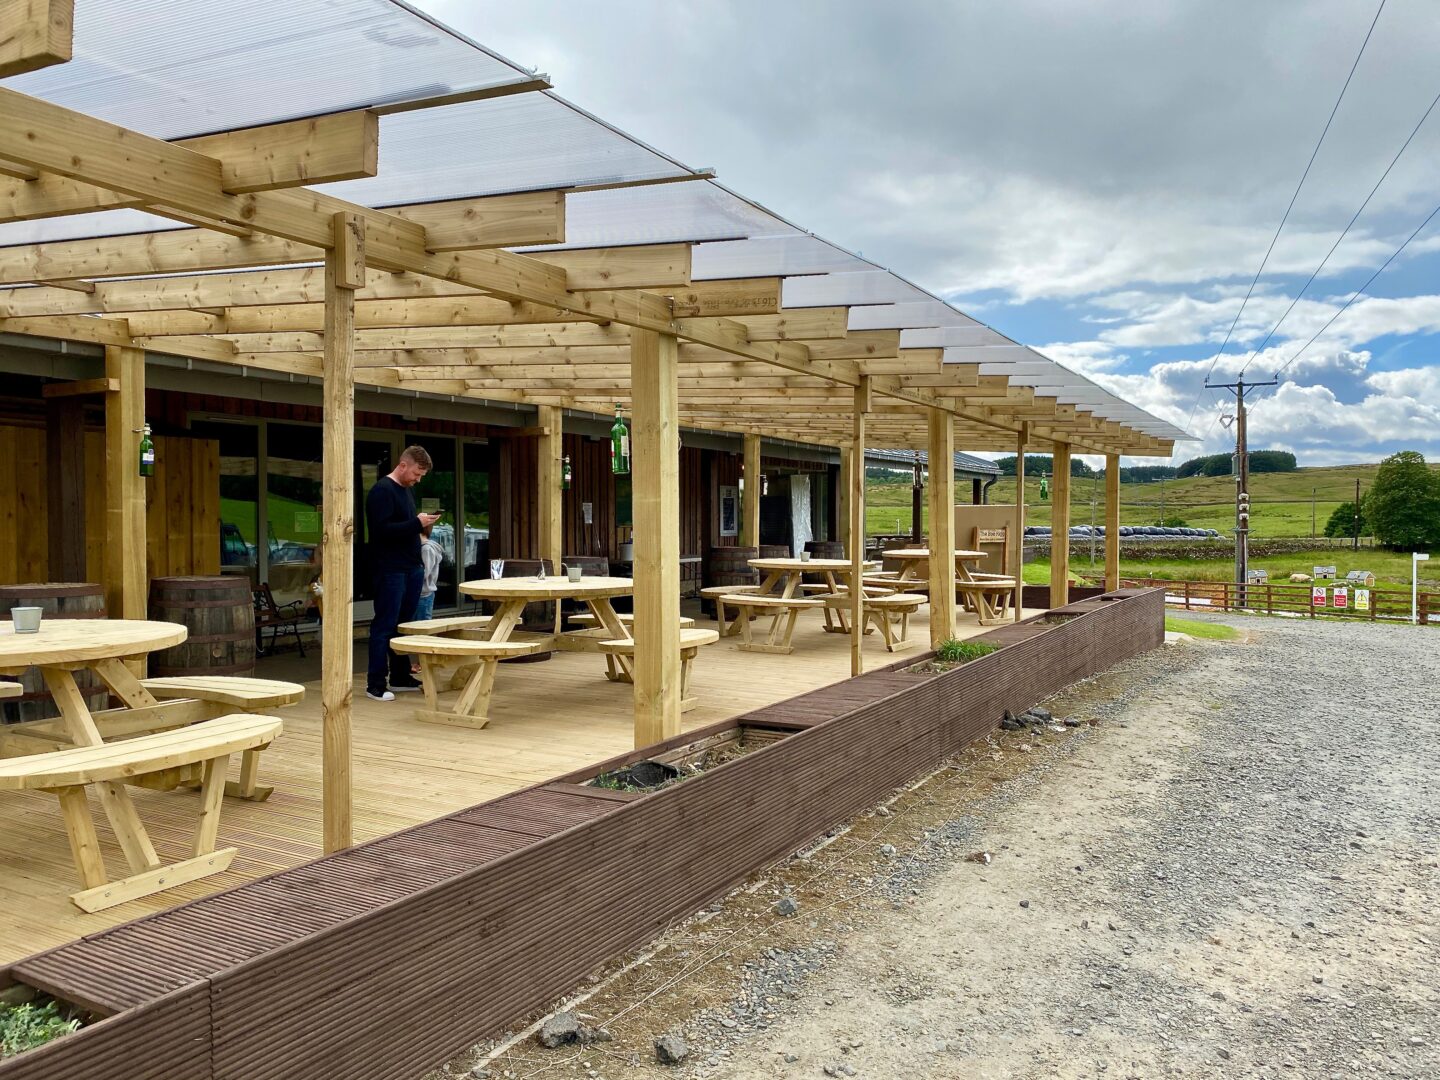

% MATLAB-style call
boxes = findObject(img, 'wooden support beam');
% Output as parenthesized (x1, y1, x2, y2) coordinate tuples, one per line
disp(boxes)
(392, 190, 564, 250)
(1050, 441, 1071, 608)
(180, 110, 380, 194)
(927, 409, 956, 646)
(837, 445, 853, 552)
(1013, 424, 1028, 623)
(537, 405, 563, 570)
(537, 243, 690, 291)
(742, 433, 761, 548)
(103, 344, 145, 621)
(40, 376, 118, 398)
(0, 0, 72, 78)
(663, 278, 780, 317)
(321, 212, 362, 854)
(850, 381, 869, 678)
(1105, 452, 1120, 591)
(630, 327, 681, 747)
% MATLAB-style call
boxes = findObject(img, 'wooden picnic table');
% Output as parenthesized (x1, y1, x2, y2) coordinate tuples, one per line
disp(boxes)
(458, 575, 636, 676)
(880, 548, 988, 583)
(748, 557, 861, 599)
(0, 619, 297, 910)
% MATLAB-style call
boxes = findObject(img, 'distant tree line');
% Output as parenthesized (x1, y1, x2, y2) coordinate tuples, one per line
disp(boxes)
(1175, 450, 1297, 478)
(993, 454, 1096, 478)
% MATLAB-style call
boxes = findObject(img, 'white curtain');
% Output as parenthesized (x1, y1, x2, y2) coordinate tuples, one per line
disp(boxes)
(789, 474, 813, 556)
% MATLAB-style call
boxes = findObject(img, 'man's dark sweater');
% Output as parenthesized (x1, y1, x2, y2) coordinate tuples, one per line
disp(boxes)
(365, 476, 421, 572)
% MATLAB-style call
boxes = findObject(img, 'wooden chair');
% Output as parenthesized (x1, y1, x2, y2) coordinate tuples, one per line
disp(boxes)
(253, 583, 307, 658)
(597, 628, 719, 711)
(388, 636, 540, 728)
(0, 714, 283, 912)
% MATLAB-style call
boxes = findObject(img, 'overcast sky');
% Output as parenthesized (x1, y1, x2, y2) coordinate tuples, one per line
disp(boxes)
(440, 0, 1440, 466)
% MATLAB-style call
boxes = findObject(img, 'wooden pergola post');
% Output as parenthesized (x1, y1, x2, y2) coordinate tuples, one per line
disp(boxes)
(742, 432, 761, 548)
(1013, 424, 1028, 622)
(1050, 441, 1071, 608)
(631, 327, 682, 747)
(103, 344, 145, 620)
(927, 409, 956, 645)
(537, 405, 563, 570)
(836, 445, 853, 553)
(849, 381, 869, 677)
(321, 212, 363, 854)
(1104, 452, 1120, 591)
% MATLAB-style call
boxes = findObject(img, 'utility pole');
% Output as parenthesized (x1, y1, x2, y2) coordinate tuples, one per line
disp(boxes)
(1207, 372, 1278, 599)
(1353, 477, 1361, 551)
(1311, 487, 1317, 538)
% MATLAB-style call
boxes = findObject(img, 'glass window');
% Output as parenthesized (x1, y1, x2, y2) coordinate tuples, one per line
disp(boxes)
(193, 421, 258, 582)
(409, 436, 457, 608)
(266, 423, 324, 610)
(460, 441, 491, 584)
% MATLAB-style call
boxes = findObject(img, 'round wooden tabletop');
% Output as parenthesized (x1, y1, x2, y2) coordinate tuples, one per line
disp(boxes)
(749, 558, 856, 572)
(458, 576, 636, 602)
(882, 548, 987, 561)
(0, 619, 187, 667)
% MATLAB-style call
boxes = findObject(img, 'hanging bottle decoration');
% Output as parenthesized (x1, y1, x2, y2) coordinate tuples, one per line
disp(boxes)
(1039, 473, 1049, 502)
(609, 404, 630, 475)
(562, 454, 573, 490)
(139, 422, 156, 478)
(760, 473, 769, 496)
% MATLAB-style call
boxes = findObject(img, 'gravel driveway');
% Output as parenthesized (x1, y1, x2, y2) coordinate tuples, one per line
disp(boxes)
(446, 615, 1439, 1080)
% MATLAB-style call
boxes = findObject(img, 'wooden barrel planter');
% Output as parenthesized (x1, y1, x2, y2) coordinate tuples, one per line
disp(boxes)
(704, 546, 759, 617)
(805, 540, 845, 560)
(0, 582, 109, 724)
(758, 544, 790, 560)
(147, 575, 256, 677)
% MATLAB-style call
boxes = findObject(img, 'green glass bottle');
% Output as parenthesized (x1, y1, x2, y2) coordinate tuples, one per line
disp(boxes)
(610, 404, 629, 475)
(1039, 474, 1049, 502)
(562, 454, 573, 490)
(139, 422, 155, 478)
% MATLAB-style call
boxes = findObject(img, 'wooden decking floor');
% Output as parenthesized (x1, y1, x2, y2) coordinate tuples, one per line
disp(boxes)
(0, 603, 1033, 967)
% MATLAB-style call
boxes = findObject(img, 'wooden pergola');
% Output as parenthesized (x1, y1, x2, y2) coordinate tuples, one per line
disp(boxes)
(0, 0, 1186, 853)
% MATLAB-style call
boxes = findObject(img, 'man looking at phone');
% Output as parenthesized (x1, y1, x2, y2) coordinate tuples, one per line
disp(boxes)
(364, 445, 441, 701)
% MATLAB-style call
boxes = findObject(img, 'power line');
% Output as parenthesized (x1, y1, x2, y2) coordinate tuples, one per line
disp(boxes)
(1247, 195, 1440, 419)
(1180, 0, 1387, 434)
(1239, 80, 1440, 376)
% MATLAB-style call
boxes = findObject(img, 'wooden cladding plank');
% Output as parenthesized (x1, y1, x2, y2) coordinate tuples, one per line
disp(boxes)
(0, 0, 72, 79)
(541, 243, 690, 291)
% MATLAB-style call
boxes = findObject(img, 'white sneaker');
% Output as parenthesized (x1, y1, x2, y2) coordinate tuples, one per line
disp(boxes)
(365, 689, 395, 702)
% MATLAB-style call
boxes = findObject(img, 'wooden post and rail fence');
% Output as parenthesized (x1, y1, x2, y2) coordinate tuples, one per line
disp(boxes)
(1135, 577, 1435, 625)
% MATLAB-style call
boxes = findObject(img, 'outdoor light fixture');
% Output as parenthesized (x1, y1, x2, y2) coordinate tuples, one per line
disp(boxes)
(609, 404, 629, 475)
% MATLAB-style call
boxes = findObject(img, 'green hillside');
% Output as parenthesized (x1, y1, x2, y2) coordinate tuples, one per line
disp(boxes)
(865, 461, 1439, 540)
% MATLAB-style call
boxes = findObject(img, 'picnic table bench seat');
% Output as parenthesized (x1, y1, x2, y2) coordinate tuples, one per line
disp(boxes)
(715, 593, 824, 654)
(137, 675, 304, 801)
(595, 628, 719, 711)
(0, 714, 283, 912)
(388, 636, 541, 729)
(0, 681, 19, 700)
(397, 614, 494, 636)
(955, 577, 1018, 625)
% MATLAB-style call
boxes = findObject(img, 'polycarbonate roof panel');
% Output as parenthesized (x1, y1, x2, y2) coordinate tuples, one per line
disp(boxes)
(691, 235, 869, 280)
(5, 0, 527, 138)
(849, 302, 977, 330)
(520, 182, 797, 251)
(783, 271, 933, 308)
(325, 94, 693, 205)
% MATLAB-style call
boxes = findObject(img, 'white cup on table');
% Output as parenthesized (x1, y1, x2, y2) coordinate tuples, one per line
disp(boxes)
(10, 606, 42, 633)
(567, 565, 583, 583)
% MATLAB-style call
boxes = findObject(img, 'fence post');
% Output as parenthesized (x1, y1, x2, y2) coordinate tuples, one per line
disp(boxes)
(1266, 583, 1273, 616)
(1423, 594, 1430, 627)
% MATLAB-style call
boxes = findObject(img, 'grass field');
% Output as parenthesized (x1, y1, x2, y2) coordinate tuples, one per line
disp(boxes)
(867, 460, 1440, 540)
(1165, 616, 1240, 641)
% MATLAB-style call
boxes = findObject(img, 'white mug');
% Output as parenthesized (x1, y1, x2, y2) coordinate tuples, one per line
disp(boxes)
(799, 550, 812, 562)
(11, 606, 42, 633)
(567, 565, 583, 583)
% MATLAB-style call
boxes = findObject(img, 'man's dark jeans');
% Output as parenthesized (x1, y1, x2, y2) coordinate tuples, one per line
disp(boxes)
(368, 566, 423, 693)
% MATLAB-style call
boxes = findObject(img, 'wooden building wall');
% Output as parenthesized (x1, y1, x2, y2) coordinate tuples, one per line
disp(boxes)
(0, 422, 219, 587)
